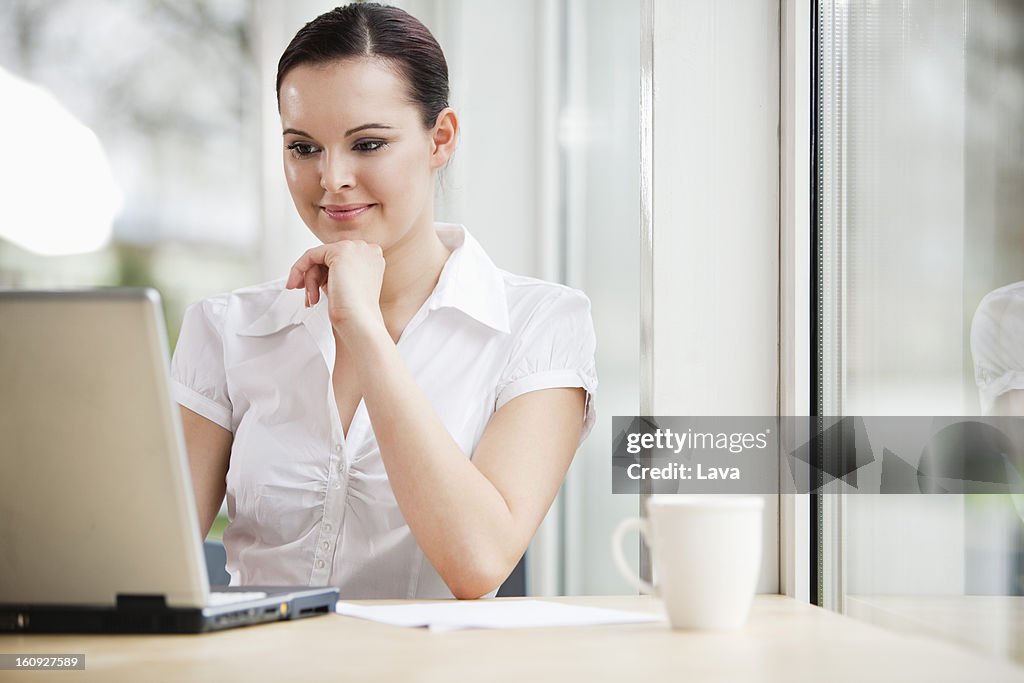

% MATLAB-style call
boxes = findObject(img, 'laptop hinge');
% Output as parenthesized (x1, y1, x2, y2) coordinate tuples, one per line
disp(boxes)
(116, 594, 168, 610)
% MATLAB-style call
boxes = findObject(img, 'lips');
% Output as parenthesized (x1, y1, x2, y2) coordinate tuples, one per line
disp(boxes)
(321, 204, 375, 221)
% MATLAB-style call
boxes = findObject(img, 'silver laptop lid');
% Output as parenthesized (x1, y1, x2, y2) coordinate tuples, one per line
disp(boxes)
(0, 289, 210, 608)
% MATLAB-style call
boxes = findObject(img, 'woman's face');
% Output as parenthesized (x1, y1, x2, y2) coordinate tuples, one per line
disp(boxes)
(278, 58, 451, 250)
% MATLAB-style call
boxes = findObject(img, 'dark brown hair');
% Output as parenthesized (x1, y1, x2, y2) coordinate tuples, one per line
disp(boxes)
(276, 3, 449, 128)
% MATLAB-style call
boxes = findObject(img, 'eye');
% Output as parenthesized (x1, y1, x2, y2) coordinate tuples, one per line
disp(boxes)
(286, 142, 319, 158)
(353, 139, 388, 153)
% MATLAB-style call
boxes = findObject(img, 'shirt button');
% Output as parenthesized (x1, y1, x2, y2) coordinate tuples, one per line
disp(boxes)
(334, 443, 342, 453)
(324, 523, 332, 533)
(316, 560, 325, 569)
(322, 541, 330, 551)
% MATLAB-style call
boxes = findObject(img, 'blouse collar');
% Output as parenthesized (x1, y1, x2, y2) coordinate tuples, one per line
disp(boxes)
(238, 223, 510, 338)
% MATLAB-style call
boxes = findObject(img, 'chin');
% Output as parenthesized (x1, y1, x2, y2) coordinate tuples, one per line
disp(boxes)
(315, 221, 366, 242)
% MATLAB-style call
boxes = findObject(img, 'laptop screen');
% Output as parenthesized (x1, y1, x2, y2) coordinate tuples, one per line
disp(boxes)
(0, 289, 210, 608)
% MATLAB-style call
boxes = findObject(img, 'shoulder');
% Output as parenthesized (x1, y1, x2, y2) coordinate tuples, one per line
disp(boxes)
(494, 271, 595, 360)
(975, 282, 1024, 318)
(497, 270, 593, 329)
(183, 278, 289, 330)
(491, 271, 598, 404)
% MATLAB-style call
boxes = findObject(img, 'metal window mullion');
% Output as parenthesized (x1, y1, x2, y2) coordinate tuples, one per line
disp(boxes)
(638, 0, 655, 587)
(817, 0, 848, 614)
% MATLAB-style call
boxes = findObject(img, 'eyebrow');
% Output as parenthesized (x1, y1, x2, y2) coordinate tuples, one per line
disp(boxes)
(344, 123, 394, 136)
(282, 123, 394, 138)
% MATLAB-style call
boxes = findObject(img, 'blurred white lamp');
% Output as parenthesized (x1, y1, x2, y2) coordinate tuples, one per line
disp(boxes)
(0, 67, 122, 256)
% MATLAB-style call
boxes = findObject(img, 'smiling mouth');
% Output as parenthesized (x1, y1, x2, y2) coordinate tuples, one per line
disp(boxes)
(321, 204, 375, 221)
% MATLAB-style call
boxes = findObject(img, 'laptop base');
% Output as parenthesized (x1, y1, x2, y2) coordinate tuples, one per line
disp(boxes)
(0, 587, 339, 634)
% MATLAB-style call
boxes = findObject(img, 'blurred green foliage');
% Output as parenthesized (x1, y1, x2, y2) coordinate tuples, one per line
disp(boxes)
(207, 514, 229, 542)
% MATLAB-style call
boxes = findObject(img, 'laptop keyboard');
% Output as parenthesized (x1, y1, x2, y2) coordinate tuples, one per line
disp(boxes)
(208, 591, 268, 607)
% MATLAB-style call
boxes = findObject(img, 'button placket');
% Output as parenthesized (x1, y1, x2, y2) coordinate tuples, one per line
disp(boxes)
(315, 437, 348, 580)
(305, 308, 350, 582)
(334, 442, 348, 477)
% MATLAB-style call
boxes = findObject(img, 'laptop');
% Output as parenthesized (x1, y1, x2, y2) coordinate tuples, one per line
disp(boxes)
(0, 289, 339, 633)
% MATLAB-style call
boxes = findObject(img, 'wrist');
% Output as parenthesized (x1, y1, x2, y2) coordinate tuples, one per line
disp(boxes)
(333, 314, 392, 353)
(329, 304, 384, 334)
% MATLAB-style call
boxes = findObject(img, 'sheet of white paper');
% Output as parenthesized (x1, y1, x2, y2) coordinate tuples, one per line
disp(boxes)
(335, 600, 665, 632)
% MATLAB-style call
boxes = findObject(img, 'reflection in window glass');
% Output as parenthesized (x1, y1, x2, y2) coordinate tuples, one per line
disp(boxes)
(818, 0, 1024, 663)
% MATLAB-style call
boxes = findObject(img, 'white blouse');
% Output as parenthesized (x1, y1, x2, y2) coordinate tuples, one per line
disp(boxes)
(971, 281, 1024, 414)
(170, 223, 598, 598)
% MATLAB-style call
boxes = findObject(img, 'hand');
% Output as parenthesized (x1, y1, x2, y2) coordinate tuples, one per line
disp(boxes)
(285, 241, 386, 334)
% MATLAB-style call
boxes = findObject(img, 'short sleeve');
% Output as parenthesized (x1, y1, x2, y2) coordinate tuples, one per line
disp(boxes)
(970, 282, 1024, 415)
(170, 297, 233, 431)
(495, 288, 599, 447)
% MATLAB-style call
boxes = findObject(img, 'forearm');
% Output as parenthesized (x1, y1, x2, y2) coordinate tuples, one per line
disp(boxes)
(347, 325, 519, 598)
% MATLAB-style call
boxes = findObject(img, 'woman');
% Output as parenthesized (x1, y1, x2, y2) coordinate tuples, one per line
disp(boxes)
(171, 3, 597, 600)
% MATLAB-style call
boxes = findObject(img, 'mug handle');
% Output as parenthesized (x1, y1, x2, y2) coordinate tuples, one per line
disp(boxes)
(611, 517, 656, 595)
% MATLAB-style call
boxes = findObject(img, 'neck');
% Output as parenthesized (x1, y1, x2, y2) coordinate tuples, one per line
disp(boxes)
(379, 221, 451, 309)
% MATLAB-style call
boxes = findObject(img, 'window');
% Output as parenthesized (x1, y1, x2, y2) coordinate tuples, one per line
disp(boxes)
(816, 0, 1024, 663)
(0, 0, 260, 347)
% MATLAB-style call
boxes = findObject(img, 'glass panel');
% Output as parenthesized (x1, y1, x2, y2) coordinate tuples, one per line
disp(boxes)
(0, 0, 260, 347)
(817, 0, 1024, 663)
(574, 0, 642, 594)
(1, 0, 643, 593)
(421, 0, 643, 594)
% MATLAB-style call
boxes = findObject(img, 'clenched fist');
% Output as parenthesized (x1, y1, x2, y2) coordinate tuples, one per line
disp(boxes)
(286, 240, 386, 334)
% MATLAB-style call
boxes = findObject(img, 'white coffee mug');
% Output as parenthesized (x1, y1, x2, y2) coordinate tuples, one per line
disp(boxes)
(612, 495, 764, 630)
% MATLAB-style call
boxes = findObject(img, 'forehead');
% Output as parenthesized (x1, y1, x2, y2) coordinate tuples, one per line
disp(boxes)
(279, 58, 416, 129)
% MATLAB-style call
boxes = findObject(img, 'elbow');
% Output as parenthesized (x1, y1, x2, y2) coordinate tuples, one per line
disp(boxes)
(450, 584, 500, 600)
(451, 584, 496, 601)
(443, 555, 513, 600)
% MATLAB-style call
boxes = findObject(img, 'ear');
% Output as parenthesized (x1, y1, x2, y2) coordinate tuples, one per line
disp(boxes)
(429, 107, 458, 169)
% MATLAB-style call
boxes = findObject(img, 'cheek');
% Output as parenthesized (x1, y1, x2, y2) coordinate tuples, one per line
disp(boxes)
(283, 160, 317, 199)
(284, 157, 311, 189)
(372, 150, 433, 198)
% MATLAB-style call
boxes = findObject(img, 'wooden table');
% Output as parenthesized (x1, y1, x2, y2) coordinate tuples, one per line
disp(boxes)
(847, 595, 1024, 666)
(2, 595, 1023, 682)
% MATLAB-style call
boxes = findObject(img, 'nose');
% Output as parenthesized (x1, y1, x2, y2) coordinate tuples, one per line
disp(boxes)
(319, 149, 356, 193)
